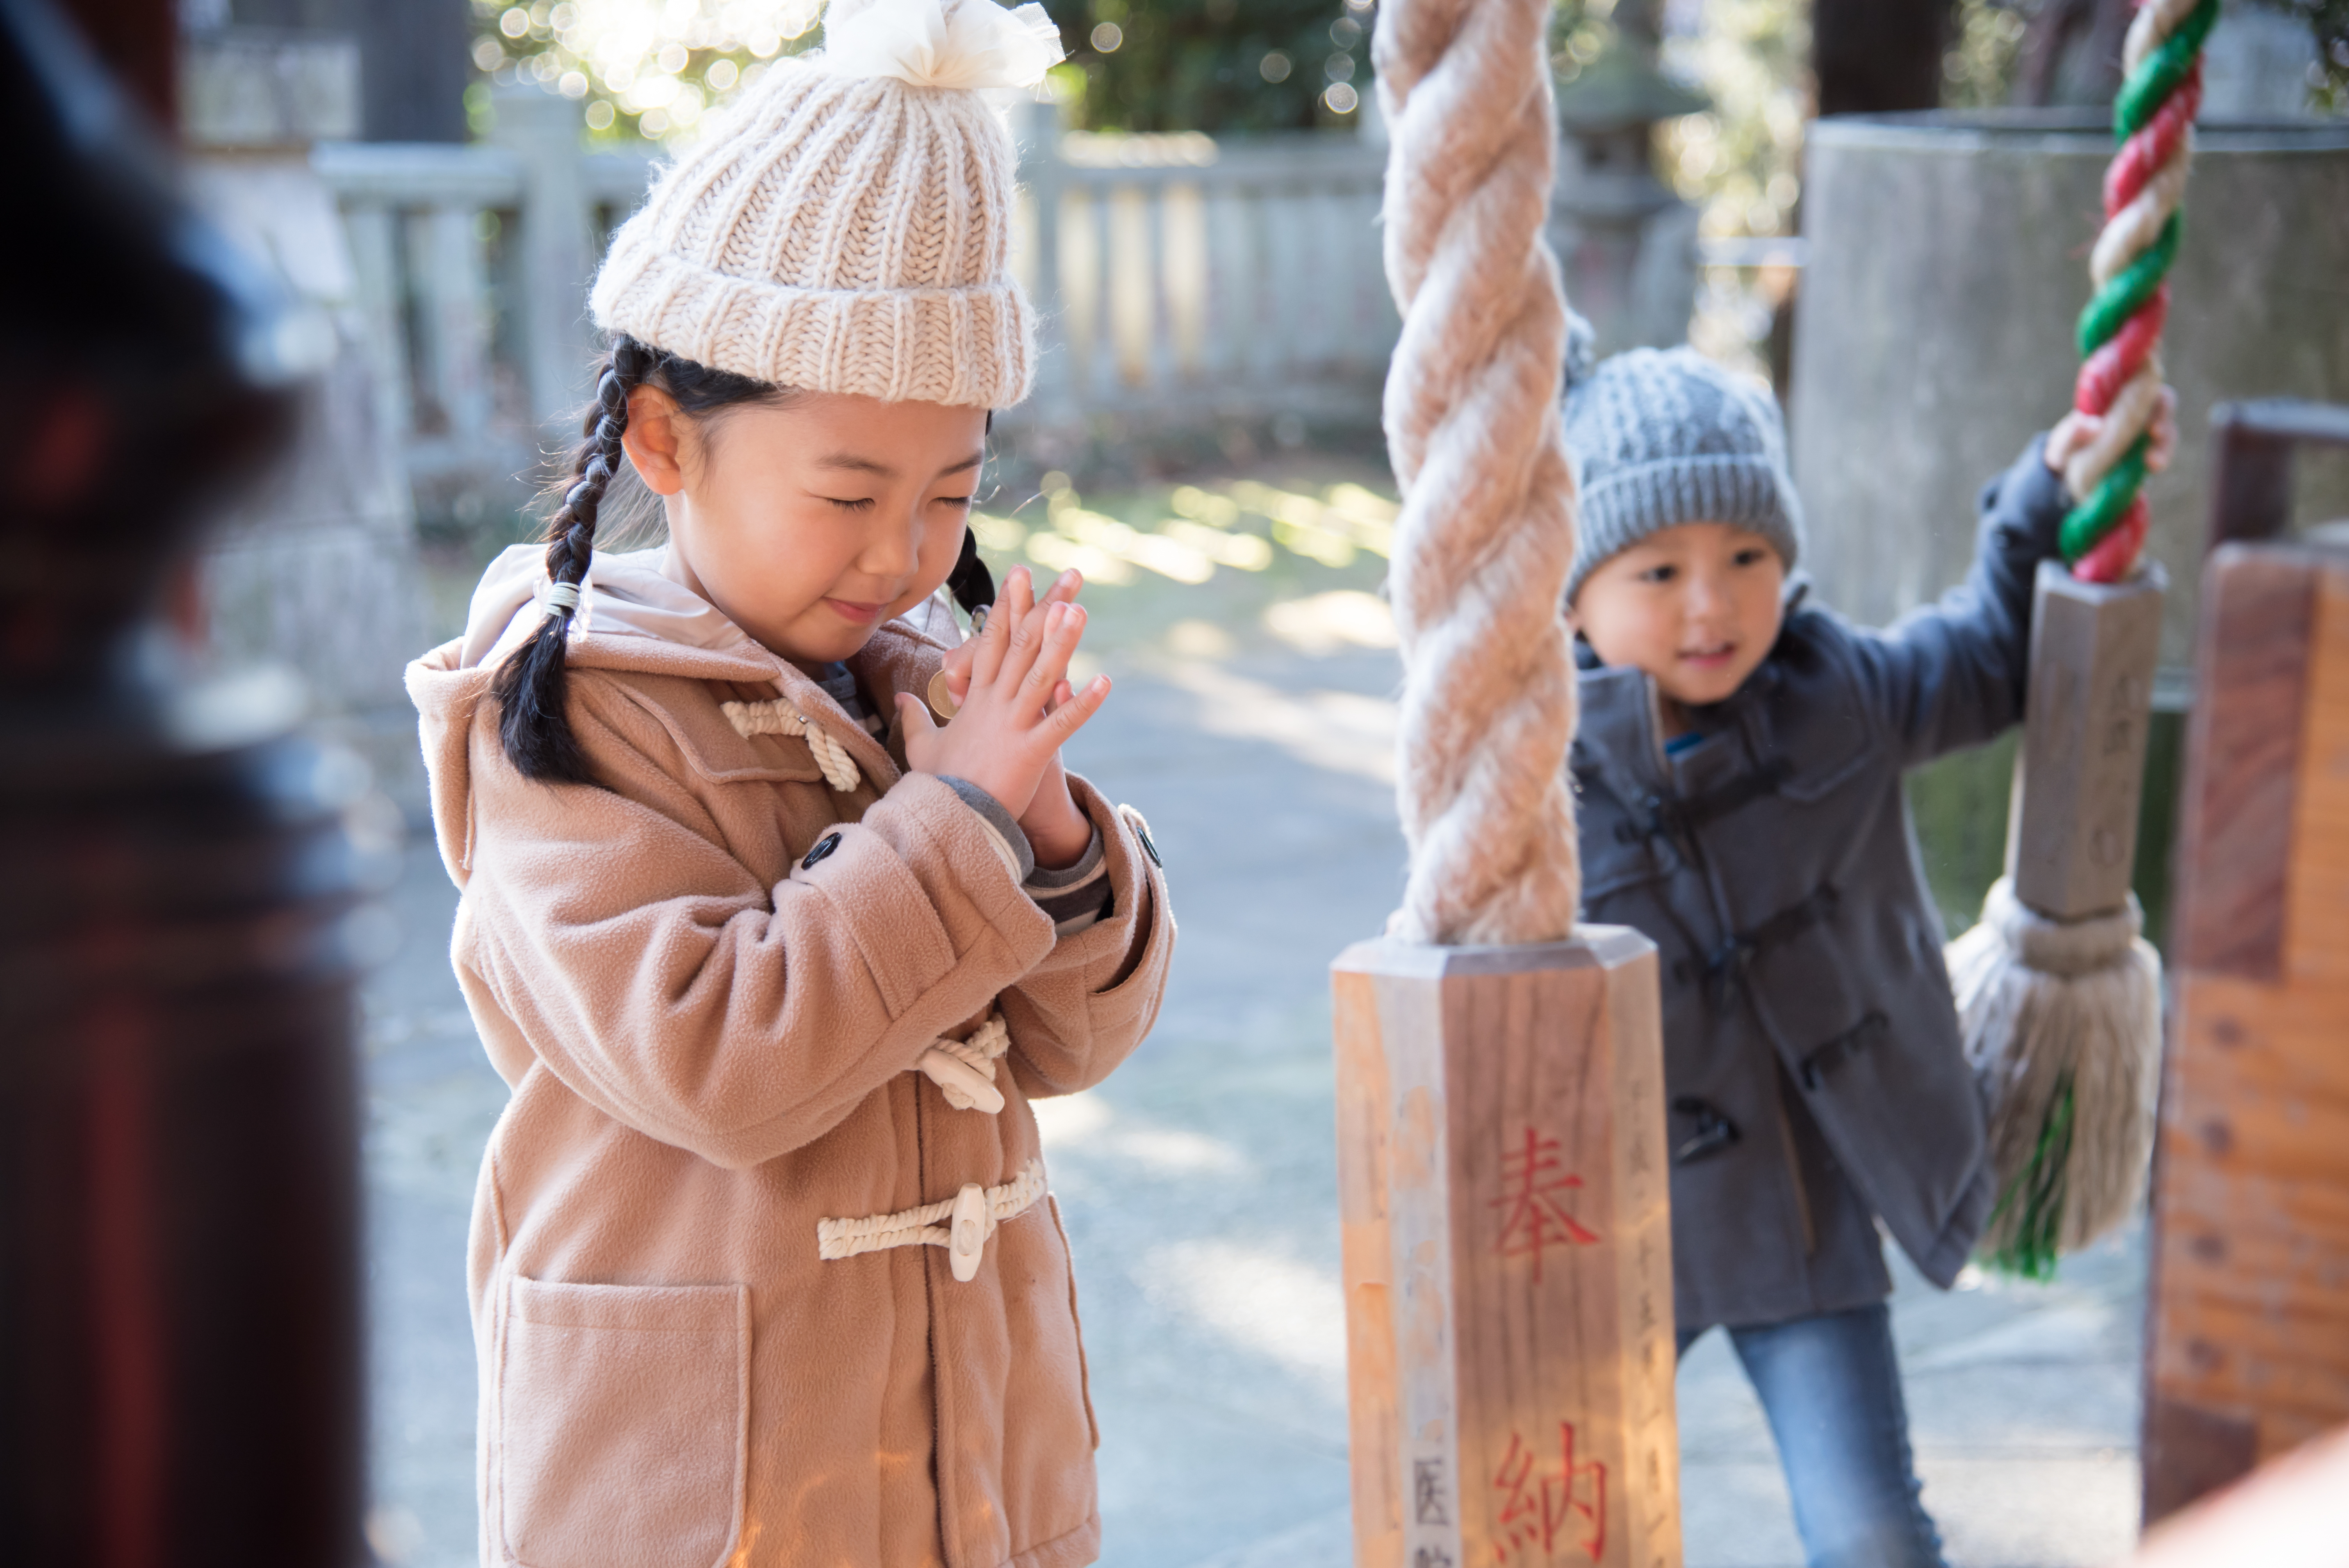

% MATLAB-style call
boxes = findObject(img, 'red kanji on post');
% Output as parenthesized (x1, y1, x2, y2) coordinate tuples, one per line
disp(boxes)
(1490, 1125, 1599, 1281)
(1491, 1421, 1607, 1564)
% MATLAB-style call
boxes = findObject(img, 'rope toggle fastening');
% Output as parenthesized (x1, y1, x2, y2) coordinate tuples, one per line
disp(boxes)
(722, 697, 863, 792)
(816, 1158, 1049, 1282)
(916, 1012, 1011, 1113)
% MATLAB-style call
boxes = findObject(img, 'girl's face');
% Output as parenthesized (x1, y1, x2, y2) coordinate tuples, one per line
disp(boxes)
(624, 386, 989, 668)
(1569, 521, 1786, 710)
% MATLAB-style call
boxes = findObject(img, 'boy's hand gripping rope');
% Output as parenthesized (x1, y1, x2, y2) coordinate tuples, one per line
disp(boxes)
(2062, 0, 2215, 584)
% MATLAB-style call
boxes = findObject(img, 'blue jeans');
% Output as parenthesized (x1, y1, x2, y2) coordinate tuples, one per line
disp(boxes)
(1680, 1303, 1946, 1568)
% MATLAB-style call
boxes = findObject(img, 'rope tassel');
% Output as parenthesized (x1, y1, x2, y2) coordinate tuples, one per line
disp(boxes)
(1950, 881, 2163, 1277)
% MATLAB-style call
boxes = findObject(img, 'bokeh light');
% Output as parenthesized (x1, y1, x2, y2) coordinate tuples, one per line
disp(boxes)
(471, 0, 823, 146)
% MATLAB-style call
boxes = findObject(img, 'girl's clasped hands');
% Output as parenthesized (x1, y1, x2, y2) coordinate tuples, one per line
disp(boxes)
(899, 565, 1107, 869)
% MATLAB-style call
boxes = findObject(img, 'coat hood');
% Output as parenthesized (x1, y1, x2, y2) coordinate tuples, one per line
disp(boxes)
(406, 543, 963, 886)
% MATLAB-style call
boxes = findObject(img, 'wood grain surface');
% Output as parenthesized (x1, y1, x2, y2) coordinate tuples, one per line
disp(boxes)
(2009, 560, 2166, 920)
(2167, 547, 2318, 979)
(1333, 931, 1676, 1568)
(2144, 546, 2349, 1526)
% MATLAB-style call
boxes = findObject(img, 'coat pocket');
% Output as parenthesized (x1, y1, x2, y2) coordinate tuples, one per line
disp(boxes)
(497, 1276, 749, 1568)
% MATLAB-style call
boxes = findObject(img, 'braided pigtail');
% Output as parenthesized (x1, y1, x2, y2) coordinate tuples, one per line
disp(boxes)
(945, 410, 998, 623)
(946, 526, 995, 622)
(492, 336, 658, 783)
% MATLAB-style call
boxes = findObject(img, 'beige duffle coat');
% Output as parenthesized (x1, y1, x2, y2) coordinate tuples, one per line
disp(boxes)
(407, 547, 1174, 1568)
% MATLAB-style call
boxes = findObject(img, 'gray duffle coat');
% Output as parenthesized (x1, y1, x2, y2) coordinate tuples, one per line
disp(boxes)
(1571, 439, 2067, 1332)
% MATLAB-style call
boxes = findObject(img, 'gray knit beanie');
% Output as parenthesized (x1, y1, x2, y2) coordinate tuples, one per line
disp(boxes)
(1560, 314, 1805, 604)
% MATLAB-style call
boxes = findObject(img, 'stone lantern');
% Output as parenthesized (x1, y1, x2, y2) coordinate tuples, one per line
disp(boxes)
(1548, 36, 1707, 356)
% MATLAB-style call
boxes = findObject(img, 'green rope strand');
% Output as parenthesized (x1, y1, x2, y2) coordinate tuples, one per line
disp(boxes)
(1984, 1076, 2078, 1281)
(2075, 214, 2180, 359)
(2115, 0, 2221, 141)
(2059, 438, 2151, 561)
(2058, 0, 2212, 566)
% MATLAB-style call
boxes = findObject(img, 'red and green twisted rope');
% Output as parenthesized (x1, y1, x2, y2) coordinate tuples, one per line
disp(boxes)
(2059, 0, 2217, 584)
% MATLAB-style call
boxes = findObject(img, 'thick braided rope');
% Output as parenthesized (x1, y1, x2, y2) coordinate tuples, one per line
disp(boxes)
(2062, 0, 2215, 583)
(721, 698, 863, 791)
(1374, 0, 1581, 945)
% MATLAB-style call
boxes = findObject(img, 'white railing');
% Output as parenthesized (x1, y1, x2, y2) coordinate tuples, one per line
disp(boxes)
(1016, 109, 1396, 426)
(312, 92, 1398, 505)
(314, 89, 657, 495)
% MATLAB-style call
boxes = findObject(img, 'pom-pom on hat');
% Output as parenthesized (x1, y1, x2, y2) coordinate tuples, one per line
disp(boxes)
(1560, 311, 1805, 604)
(588, 0, 1063, 409)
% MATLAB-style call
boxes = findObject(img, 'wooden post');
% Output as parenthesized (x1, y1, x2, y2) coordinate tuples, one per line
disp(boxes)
(2007, 558, 2167, 920)
(1333, 930, 1679, 1568)
(2142, 540, 2349, 1523)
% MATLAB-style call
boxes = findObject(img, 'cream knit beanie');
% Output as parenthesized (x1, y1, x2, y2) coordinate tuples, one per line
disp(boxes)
(588, 0, 1063, 408)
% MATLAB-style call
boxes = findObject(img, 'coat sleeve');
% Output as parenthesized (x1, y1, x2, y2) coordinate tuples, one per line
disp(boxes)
(1841, 435, 2071, 768)
(1000, 774, 1176, 1100)
(459, 673, 1059, 1170)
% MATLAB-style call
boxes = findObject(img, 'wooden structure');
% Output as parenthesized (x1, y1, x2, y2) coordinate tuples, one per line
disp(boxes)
(2008, 559, 2168, 921)
(2142, 398, 2349, 1523)
(1334, 934, 1678, 1568)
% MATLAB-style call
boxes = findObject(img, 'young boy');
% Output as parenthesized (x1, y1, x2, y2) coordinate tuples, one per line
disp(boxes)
(1560, 332, 2171, 1568)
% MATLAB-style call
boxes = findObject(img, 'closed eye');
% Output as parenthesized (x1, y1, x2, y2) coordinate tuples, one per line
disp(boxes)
(935, 494, 973, 509)
(824, 495, 877, 512)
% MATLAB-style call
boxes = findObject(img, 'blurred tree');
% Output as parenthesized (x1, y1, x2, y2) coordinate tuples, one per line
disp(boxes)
(465, 1, 822, 144)
(1946, 0, 2345, 112)
(55, 0, 176, 122)
(465, 0, 1372, 145)
(1034, 0, 1373, 131)
(1648, 0, 1807, 244)
(1812, 0, 1953, 112)
(1943, 0, 2031, 108)
(346, 0, 472, 141)
(2293, 0, 2349, 106)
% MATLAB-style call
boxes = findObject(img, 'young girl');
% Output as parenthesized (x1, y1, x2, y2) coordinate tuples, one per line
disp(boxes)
(1558, 325, 2172, 1568)
(406, 7, 1173, 1565)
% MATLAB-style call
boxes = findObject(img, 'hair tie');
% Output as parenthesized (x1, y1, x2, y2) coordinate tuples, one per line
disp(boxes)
(544, 581, 582, 617)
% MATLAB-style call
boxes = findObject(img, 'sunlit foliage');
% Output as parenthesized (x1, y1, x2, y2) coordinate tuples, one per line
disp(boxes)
(1037, 0, 1375, 131)
(469, 0, 1376, 143)
(466, 0, 821, 143)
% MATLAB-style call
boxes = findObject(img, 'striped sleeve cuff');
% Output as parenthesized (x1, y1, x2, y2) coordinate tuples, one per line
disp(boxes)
(940, 775, 1035, 882)
(1024, 826, 1114, 937)
(938, 775, 1114, 935)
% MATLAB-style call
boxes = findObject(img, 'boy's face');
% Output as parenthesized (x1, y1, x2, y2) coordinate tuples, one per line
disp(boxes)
(1570, 522, 1786, 709)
